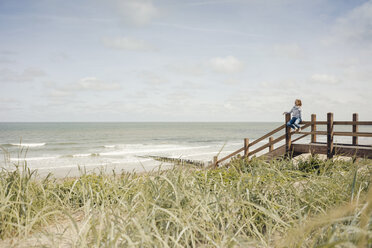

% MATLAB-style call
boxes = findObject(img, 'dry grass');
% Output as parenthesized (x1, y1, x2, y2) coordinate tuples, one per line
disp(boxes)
(0, 155, 371, 247)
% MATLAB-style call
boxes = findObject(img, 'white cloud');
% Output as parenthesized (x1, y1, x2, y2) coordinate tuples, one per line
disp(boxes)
(223, 78, 241, 85)
(48, 89, 74, 98)
(260, 80, 297, 89)
(272, 43, 305, 59)
(50, 77, 121, 96)
(139, 71, 169, 84)
(154, 22, 260, 37)
(0, 68, 46, 83)
(111, 0, 160, 26)
(311, 74, 339, 84)
(167, 62, 205, 77)
(179, 80, 206, 90)
(102, 37, 154, 51)
(208, 56, 244, 74)
(0, 98, 21, 111)
(73, 77, 121, 91)
(45, 77, 121, 102)
(324, 1, 372, 46)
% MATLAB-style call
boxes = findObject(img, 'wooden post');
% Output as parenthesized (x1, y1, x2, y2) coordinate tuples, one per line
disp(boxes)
(244, 138, 249, 157)
(353, 113, 358, 145)
(285, 113, 291, 154)
(269, 137, 273, 152)
(213, 156, 218, 168)
(311, 114, 317, 143)
(327, 112, 334, 159)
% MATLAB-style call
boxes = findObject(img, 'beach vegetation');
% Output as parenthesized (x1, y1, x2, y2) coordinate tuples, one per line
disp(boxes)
(0, 155, 371, 247)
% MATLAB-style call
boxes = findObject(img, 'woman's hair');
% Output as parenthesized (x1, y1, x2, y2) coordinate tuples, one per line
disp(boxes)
(295, 99, 302, 106)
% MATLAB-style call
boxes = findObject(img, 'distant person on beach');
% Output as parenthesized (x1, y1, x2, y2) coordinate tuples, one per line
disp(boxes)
(283, 99, 302, 132)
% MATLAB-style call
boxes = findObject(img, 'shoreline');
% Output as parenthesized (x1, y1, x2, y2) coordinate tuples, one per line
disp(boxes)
(1, 152, 362, 180)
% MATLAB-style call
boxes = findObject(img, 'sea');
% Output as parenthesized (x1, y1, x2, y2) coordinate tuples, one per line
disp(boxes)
(0, 122, 371, 177)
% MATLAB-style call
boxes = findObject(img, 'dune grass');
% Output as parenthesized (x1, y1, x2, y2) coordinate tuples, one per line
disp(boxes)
(0, 155, 371, 247)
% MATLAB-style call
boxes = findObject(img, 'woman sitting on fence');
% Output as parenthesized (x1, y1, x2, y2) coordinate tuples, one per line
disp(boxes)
(284, 99, 302, 132)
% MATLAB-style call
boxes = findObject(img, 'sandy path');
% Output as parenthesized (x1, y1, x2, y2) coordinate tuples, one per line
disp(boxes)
(0, 211, 85, 248)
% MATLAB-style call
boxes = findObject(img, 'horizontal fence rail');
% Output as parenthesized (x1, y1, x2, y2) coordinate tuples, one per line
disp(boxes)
(213, 112, 372, 167)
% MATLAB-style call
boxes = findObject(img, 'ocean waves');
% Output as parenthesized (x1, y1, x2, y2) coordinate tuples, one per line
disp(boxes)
(4, 122, 327, 174)
(3, 143, 46, 148)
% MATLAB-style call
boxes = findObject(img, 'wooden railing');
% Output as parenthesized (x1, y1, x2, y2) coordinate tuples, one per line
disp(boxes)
(213, 113, 372, 167)
(299, 113, 372, 159)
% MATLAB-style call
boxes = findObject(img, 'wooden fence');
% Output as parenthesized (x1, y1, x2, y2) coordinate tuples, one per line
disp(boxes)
(213, 113, 372, 167)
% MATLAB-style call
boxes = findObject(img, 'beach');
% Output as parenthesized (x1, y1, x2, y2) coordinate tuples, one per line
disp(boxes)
(1, 0, 372, 246)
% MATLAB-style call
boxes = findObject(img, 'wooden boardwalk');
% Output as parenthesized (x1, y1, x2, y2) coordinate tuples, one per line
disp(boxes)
(214, 113, 372, 167)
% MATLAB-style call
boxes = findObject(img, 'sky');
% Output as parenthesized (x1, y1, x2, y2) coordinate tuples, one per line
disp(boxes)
(0, 0, 371, 122)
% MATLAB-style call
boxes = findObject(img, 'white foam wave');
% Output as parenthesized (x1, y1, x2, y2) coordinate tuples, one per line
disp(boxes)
(104, 144, 191, 149)
(10, 156, 57, 161)
(99, 145, 211, 156)
(10, 143, 46, 147)
(72, 153, 100, 157)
